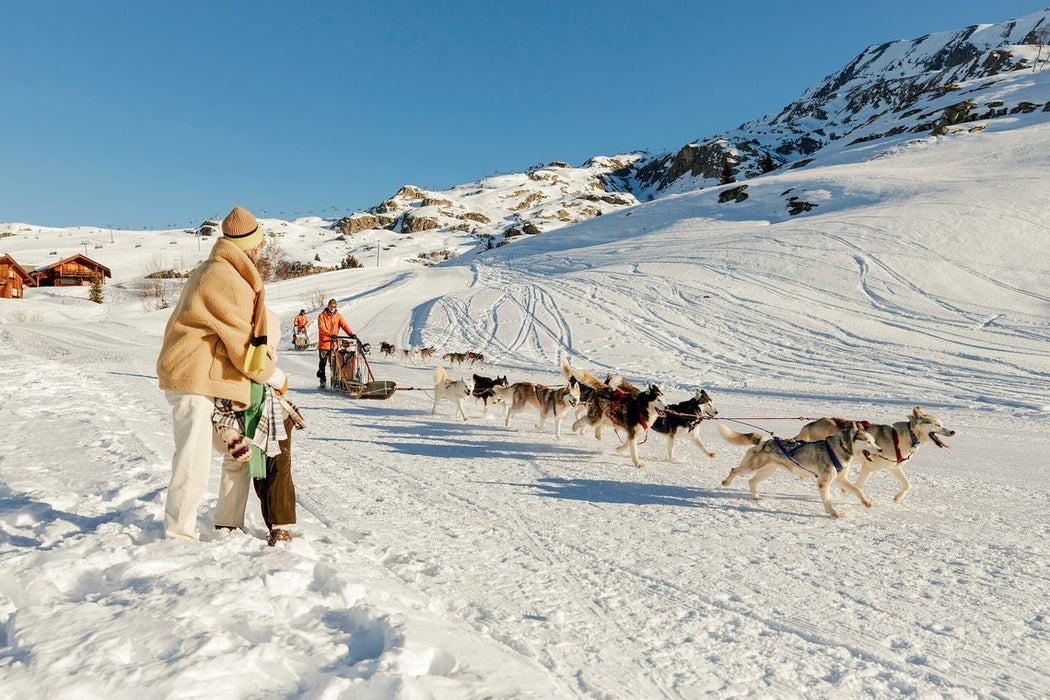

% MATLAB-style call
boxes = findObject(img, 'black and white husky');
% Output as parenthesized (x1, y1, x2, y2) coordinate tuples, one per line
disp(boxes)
(432, 367, 474, 422)
(471, 373, 508, 414)
(651, 389, 718, 461)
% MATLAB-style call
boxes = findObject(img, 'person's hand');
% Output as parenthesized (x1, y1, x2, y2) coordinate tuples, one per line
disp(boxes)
(275, 376, 288, 395)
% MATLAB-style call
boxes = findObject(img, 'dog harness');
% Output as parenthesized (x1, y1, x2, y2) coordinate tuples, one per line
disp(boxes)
(824, 441, 845, 473)
(773, 437, 817, 475)
(891, 426, 920, 462)
(774, 437, 846, 474)
(652, 409, 704, 434)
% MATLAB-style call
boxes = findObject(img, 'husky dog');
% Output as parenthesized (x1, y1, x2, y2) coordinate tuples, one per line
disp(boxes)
(379, 342, 396, 357)
(443, 351, 467, 367)
(651, 389, 719, 461)
(855, 407, 954, 503)
(432, 367, 474, 421)
(566, 361, 665, 467)
(467, 351, 485, 367)
(604, 385, 665, 468)
(718, 423, 883, 518)
(402, 346, 420, 365)
(496, 378, 581, 439)
(794, 408, 954, 503)
(418, 346, 437, 364)
(561, 359, 627, 440)
(471, 373, 509, 414)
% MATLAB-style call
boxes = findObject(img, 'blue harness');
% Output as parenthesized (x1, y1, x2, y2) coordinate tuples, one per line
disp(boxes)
(774, 437, 845, 473)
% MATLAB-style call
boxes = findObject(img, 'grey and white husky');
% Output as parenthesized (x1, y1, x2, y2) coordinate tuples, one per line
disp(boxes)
(797, 407, 954, 503)
(718, 422, 883, 518)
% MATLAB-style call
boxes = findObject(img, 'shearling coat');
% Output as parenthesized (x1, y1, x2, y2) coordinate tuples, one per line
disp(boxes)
(156, 238, 275, 409)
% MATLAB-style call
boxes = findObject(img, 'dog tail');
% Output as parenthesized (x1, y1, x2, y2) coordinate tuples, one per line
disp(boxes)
(433, 366, 447, 384)
(573, 367, 609, 391)
(717, 424, 763, 446)
(561, 358, 574, 381)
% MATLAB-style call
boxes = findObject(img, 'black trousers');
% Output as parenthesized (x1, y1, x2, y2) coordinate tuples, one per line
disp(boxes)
(317, 348, 330, 381)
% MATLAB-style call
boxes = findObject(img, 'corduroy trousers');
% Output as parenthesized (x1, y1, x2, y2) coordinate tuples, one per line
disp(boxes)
(253, 416, 297, 529)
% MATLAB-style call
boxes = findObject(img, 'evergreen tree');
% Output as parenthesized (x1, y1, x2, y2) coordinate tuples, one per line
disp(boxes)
(720, 156, 736, 185)
(89, 277, 104, 304)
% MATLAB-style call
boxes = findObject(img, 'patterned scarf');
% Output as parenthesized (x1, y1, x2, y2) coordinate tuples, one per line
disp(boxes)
(213, 385, 305, 478)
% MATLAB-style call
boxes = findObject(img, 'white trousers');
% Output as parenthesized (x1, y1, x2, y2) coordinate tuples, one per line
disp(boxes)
(164, 392, 251, 539)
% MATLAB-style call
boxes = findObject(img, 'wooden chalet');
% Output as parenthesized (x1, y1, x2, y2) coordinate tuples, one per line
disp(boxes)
(0, 254, 34, 299)
(31, 254, 111, 287)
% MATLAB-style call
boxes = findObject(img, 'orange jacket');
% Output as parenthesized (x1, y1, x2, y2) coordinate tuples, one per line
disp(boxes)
(317, 308, 353, 350)
(293, 313, 309, 332)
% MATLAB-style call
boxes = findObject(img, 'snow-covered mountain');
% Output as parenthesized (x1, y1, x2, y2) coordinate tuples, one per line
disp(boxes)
(308, 8, 1050, 257)
(616, 8, 1050, 195)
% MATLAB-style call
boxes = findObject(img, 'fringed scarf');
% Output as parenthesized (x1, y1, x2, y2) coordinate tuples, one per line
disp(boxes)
(212, 382, 304, 478)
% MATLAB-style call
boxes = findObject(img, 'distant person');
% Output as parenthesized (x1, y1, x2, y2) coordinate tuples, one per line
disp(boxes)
(292, 309, 309, 343)
(156, 206, 288, 541)
(316, 298, 353, 389)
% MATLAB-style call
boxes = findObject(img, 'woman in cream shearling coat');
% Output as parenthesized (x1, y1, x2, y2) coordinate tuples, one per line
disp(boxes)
(157, 207, 287, 540)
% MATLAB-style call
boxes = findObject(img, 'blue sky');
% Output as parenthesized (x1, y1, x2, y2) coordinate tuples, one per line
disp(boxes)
(1, 1, 1045, 229)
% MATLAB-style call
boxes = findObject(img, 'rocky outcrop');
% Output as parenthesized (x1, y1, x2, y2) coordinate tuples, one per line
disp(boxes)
(335, 214, 396, 235)
(400, 212, 442, 233)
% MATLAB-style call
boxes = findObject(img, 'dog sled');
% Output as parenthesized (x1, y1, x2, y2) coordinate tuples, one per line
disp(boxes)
(292, 329, 315, 351)
(324, 335, 397, 399)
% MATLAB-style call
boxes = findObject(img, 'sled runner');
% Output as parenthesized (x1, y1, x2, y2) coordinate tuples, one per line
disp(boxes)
(324, 335, 397, 399)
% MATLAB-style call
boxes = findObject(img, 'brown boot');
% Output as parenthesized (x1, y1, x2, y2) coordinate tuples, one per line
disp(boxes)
(267, 528, 292, 546)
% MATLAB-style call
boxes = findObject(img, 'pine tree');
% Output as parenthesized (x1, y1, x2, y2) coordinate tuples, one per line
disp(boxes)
(89, 277, 104, 304)
(720, 156, 736, 185)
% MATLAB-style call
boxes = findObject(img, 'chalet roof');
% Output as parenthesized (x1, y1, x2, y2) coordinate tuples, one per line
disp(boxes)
(31, 253, 112, 278)
(0, 253, 34, 282)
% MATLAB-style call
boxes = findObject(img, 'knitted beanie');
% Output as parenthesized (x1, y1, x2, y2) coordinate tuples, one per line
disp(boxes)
(222, 206, 264, 251)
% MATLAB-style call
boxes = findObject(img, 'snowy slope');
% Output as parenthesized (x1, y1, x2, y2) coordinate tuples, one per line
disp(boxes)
(1, 104, 1049, 699)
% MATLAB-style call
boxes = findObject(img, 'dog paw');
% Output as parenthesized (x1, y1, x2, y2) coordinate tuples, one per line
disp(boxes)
(706, 452, 716, 459)
(862, 500, 873, 508)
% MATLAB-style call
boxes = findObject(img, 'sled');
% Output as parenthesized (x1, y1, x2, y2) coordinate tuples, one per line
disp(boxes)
(292, 330, 315, 351)
(323, 335, 397, 399)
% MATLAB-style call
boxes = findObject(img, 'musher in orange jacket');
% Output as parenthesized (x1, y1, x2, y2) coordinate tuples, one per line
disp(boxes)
(316, 298, 353, 388)
(292, 310, 309, 343)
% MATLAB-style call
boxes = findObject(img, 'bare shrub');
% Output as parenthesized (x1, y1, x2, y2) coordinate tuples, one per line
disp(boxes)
(307, 288, 328, 309)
